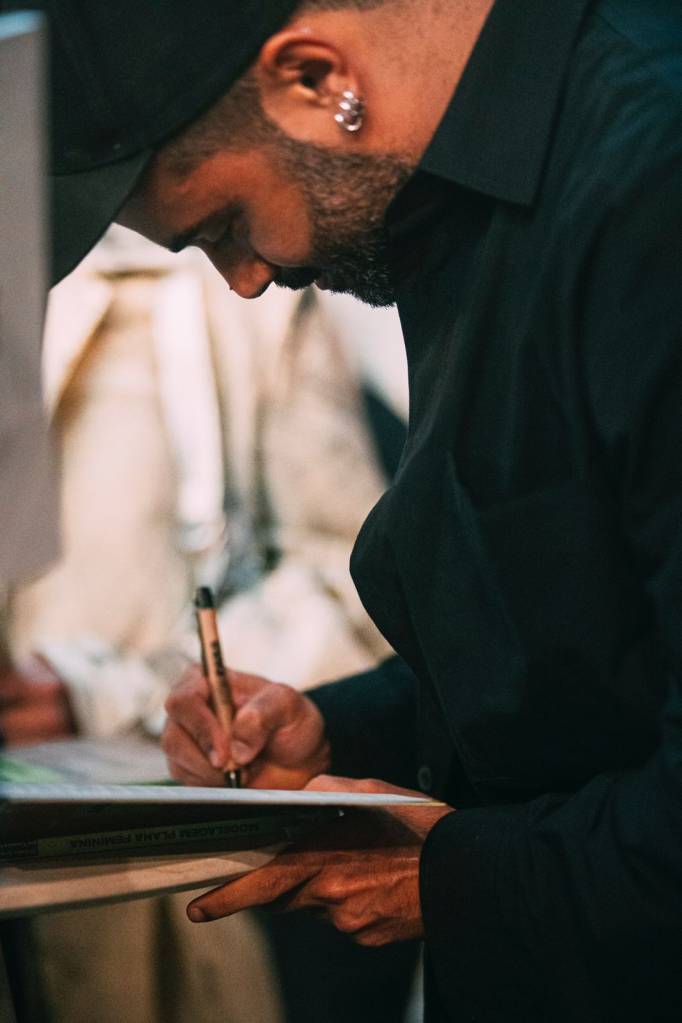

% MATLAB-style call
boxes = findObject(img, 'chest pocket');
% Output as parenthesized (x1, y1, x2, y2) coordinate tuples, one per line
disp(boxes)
(381, 449, 657, 800)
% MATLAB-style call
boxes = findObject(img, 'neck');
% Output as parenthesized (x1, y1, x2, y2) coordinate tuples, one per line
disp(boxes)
(360, 0, 496, 163)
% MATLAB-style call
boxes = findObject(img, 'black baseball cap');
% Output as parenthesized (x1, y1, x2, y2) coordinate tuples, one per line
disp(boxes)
(11, 1, 299, 284)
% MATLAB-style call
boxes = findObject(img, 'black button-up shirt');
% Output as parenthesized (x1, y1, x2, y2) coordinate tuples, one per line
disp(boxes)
(311, 0, 682, 1019)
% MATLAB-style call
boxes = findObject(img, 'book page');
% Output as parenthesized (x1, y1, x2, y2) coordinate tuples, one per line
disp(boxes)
(0, 736, 439, 918)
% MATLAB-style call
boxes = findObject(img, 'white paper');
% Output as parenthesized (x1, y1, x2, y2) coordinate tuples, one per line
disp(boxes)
(0, 782, 437, 808)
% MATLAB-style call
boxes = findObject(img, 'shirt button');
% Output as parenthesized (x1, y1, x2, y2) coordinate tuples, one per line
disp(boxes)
(417, 764, 433, 792)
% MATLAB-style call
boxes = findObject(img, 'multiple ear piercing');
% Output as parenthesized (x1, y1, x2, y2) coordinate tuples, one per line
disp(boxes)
(334, 89, 364, 133)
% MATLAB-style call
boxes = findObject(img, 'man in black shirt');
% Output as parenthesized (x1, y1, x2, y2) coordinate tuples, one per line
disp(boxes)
(32, 0, 682, 1018)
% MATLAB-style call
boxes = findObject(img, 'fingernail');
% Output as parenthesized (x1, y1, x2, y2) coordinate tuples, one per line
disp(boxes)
(209, 750, 223, 769)
(187, 905, 207, 923)
(231, 741, 251, 765)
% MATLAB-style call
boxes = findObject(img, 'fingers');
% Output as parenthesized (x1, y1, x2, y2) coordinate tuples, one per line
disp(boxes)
(0, 672, 27, 706)
(0, 696, 74, 744)
(163, 664, 329, 790)
(304, 774, 427, 798)
(163, 667, 300, 774)
(0, 664, 62, 706)
(163, 665, 230, 772)
(303, 776, 452, 844)
(231, 682, 304, 765)
(0, 661, 76, 743)
(186, 849, 421, 947)
(305, 775, 389, 794)
(160, 719, 226, 786)
(226, 669, 272, 710)
(187, 855, 316, 921)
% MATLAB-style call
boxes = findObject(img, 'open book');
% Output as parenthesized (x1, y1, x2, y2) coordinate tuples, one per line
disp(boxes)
(0, 737, 436, 917)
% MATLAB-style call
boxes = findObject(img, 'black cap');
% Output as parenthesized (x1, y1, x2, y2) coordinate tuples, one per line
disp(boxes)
(194, 586, 216, 610)
(16, 1, 298, 284)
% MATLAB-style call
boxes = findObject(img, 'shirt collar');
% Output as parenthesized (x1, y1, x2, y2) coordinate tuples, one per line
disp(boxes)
(420, 0, 595, 206)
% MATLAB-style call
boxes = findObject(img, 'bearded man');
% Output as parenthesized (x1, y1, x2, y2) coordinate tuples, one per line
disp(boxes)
(9, 0, 682, 1020)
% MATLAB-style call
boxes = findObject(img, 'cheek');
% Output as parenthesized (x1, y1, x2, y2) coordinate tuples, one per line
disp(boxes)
(248, 189, 315, 266)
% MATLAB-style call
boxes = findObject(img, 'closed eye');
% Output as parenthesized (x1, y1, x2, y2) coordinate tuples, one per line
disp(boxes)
(208, 209, 244, 253)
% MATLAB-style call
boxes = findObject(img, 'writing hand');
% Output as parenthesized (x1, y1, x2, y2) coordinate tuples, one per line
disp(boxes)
(0, 654, 76, 746)
(161, 663, 330, 788)
(185, 775, 454, 946)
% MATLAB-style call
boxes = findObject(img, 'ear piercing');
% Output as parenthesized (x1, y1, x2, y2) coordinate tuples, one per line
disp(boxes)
(334, 89, 364, 133)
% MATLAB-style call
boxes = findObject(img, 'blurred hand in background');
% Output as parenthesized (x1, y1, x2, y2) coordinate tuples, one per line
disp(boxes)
(0, 653, 76, 746)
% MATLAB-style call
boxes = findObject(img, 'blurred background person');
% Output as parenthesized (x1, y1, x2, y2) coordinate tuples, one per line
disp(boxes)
(0, 226, 415, 1023)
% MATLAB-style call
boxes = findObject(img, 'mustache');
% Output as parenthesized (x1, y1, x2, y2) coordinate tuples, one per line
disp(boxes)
(274, 265, 320, 291)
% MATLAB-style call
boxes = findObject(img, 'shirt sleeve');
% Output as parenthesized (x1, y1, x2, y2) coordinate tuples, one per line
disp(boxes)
(419, 148, 682, 1020)
(307, 655, 418, 789)
(421, 682, 682, 1021)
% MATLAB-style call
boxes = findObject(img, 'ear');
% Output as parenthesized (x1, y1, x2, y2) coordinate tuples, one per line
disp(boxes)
(255, 30, 361, 143)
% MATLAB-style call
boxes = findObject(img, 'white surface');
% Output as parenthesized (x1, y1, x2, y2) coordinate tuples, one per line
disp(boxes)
(0, 782, 436, 807)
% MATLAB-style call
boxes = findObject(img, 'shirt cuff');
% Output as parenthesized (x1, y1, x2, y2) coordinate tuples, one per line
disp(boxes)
(420, 807, 542, 1020)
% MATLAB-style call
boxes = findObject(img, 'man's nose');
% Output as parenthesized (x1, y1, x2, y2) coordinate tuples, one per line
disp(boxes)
(210, 252, 275, 299)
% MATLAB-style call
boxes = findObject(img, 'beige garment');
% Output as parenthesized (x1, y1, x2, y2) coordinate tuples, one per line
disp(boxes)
(315, 290, 409, 424)
(11, 272, 190, 662)
(31, 894, 283, 1023)
(200, 274, 394, 687)
(6, 229, 404, 1023)
(10, 229, 396, 729)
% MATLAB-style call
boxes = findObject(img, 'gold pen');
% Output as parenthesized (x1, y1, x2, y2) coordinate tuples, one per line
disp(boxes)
(194, 586, 241, 788)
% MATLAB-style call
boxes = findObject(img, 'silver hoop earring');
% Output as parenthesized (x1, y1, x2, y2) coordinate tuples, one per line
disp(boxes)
(334, 89, 364, 133)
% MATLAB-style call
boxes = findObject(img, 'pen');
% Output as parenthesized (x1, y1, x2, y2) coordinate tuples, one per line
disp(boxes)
(194, 586, 241, 788)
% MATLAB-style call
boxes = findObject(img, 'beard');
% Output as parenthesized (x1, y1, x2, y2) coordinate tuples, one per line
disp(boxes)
(267, 133, 414, 307)
(164, 72, 415, 305)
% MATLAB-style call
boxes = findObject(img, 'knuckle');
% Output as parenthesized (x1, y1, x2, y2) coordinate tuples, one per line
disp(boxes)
(237, 704, 263, 734)
(330, 905, 362, 934)
(318, 877, 347, 903)
(272, 681, 298, 712)
(164, 688, 188, 715)
(226, 668, 251, 697)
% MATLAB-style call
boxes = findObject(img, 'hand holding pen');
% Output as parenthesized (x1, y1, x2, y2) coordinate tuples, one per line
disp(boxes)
(162, 657, 331, 792)
(194, 586, 241, 788)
